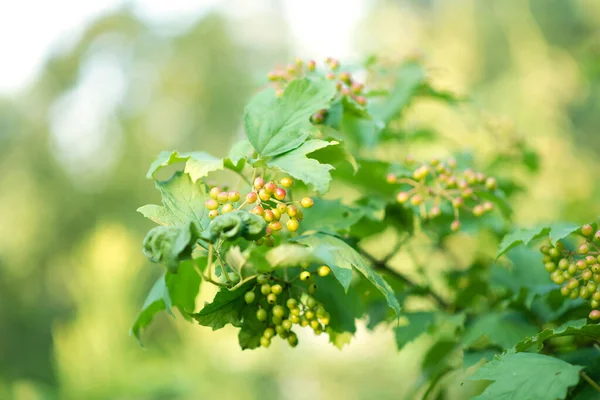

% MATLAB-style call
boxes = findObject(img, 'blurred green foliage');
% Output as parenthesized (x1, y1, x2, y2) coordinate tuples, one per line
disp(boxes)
(1, 1, 600, 399)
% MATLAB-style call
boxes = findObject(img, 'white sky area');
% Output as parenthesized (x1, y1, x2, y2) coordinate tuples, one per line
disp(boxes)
(0, 0, 366, 95)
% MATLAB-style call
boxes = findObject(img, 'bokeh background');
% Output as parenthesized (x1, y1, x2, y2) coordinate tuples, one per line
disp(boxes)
(2, 0, 600, 399)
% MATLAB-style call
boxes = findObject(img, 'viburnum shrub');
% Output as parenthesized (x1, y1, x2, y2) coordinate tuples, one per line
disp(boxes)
(133, 56, 600, 399)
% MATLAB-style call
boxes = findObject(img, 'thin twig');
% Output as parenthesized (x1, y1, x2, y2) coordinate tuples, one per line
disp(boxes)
(581, 371, 600, 393)
(359, 249, 449, 309)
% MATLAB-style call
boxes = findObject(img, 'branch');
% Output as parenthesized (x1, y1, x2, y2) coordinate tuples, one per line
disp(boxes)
(359, 249, 449, 309)
(581, 371, 600, 393)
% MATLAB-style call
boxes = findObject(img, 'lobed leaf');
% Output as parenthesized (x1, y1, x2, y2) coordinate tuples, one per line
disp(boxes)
(146, 150, 224, 182)
(512, 319, 600, 353)
(497, 223, 581, 259)
(191, 281, 254, 330)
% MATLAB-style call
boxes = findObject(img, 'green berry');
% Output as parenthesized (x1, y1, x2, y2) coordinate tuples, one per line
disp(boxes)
(287, 298, 298, 309)
(568, 264, 577, 275)
(300, 271, 311, 281)
(583, 270, 593, 281)
(305, 310, 315, 320)
(549, 247, 561, 258)
(272, 315, 283, 325)
(560, 285, 570, 296)
(287, 333, 298, 347)
(306, 297, 317, 308)
(593, 291, 600, 301)
(308, 283, 317, 294)
(410, 194, 423, 206)
(267, 293, 277, 304)
(256, 309, 267, 322)
(592, 300, 600, 309)
(588, 282, 598, 292)
(473, 204, 485, 217)
(263, 328, 275, 339)
(271, 284, 283, 295)
(259, 189, 271, 202)
(275, 324, 286, 335)
(570, 290, 579, 299)
(485, 177, 497, 190)
(595, 230, 600, 241)
(558, 259, 569, 270)
(282, 319, 292, 330)
(579, 243, 590, 255)
(244, 291, 255, 304)
(568, 278, 580, 290)
(290, 314, 300, 324)
(290, 308, 300, 316)
(590, 310, 600, 320)
(273, 305, 285, 318)
(582, 224, 594, 237)
(541, 245, 550, 254)
(257, 274, 269, 285)
(450, 220, 461, 232)
(310, 320, 321, 330)
(260, 336, 271, 348)
(581, 287, 592, 299)
(588, 256, 598, 265)
(577, 260, 587, 270)
(261, 284, 271, 295)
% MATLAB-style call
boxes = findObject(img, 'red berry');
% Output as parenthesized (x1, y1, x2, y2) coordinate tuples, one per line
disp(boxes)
(307, 60, 316, 71)
(274, 188, 286, 200)
(590, 310, 600, 320)
(253, 177, 265, 189)
(355, 96, 367, 106)
(386, 173, 397, 184)
(246, 192, 258, 204)
(450, 220, 461, 232)
(396, 192, 409, 204)
(264, 182, 277, 193)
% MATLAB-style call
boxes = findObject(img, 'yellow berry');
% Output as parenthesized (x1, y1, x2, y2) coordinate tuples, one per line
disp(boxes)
(318, 266, 331, 277)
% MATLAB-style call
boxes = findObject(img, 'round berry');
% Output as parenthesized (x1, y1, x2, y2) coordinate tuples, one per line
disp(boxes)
(290, 308, 300, 316)
(308, 283, 317, 294)
(271, 284, 283, 295)
(450, 220, 461, 232)
(217, 192, 229, 204)
(282, 319, 292, 330)
(252, 205, 265, 216)
(263, 327, 275, 339)
(287, 298, 298, 309)
(259, 189, 271, 202)
(287, 333, 298, 347)
(429, 206, 442, 218)
(386, 173, 397, 184)
(558, 259, 569, 270)
(452, 198, 464, 209)
(273, 305, 285, 318)
(271, 209, 281, 221)
(568, 264, 577, 275)
(290, 314, 300, 324)
(305, 310, 315, 320)
(287, 219, 299, 232)
(318, 266, 331, 277)
(274, 188, 286, 201)
(260, 336, 271, 348)
(590, 310, 600, 320)
(595, 230, 600, 241)
(205, 199, 219, 210)
(269, 221, 283, 232)
(583, 270, 593, 281)
(544, 262, 556, 272)
(549, 247, 561, 259)
(226, 191, 239, 203)
(253, 177, 265, 190)
(568, 279, 580, 290)
(410, 194, 423, 206)
(306, 297, 317, 308)
(256, 309, 267, 322)
(209, 187, 221, 200)
(579, 243, 590, 255)
(287, 205, 298, 217)
(257, 274, 269, 284)
(222, 203, 234, 213)
(276, 203, 287, 214)
(310, 320, 320, 330)
(461, 188, 474, 199)
(264, 182, 277, 193)
(577, 260, 587, 270)
(264, 210, 275, 223)
(588, 256, 598, 266)
(209, 210, 219, 219)
(280, 177, 294, 188)
(485, 177, 497, 191)
(307, 60, 316, 71)
(560, 285, 570, 296)
(483, 201, 494, 212)
(261, 284, 271, 295)
(265, 236, 275, 247)
(473, 204, 485, 217)
(245, 291, 255, 304)
(300, 271, 311, 281)
(355, 96, 367, 106)
(267, 293, 277, 304)
(319, 313, 330, 325)
(301, 197, 314, 208)
(397, 192, 409, 204)
(540, 246, 550, 254)
(246, 192, 258, 204)
(272, 316, 283, 325)
(581, 224, 594, 237)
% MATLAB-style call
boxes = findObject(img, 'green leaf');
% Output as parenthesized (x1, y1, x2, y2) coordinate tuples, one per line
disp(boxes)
(293, 233, 400, 315)
(137, 171, 210, 228)
(267, 139, 337, 194)
(394, 312, 435, 351)
(512, 319, 600, 353)
(227, 139, 253, 167)
(264, 243, 331, 268)
(238, 306, 267, 350)
(130, 276, 167, 343)
(462, 311, 538, 350)
(299, 198, 364, 233)
(206, 210, 267, 243)
(469, 353, 582, 400)
(369, 62, 426, 123)
(244, 78, 337, 157)
(225, 246, 247, 277)
(146, 150, 224, 182)
(142, 221, 200, 272)
(191, 282, 254, 330)
(497, 223, 581, 259)
(313, 276, 363, 337)
(339, 111, 382, 148)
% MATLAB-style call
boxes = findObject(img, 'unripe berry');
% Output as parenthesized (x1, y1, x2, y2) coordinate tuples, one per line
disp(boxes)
(209, 210, 219, 219)
(593, 291, 600, 301)
(582, 224, 594, 237)
(290, 308, 300, 316)
(583, 270, 593, 281)
(339, 72, 351, 84)
(452, 198, 464, 209)
(301, 197, 314, 208)
(568, 278, 580, 290)
(275, 324, 285, 335)
(271, 284, 283, 295)
(588, 256, 597, 265)
(271, 209, 281, 221)
(264, 182, 277, 193)
(264, 210, 275, 223)
(210, 187, 221, 200)
(280, 177, 293, 188)
(540, 246, 550, 254)
(226, 192, 239, 203)
(318, 266, 331, 277)
(593, 264, 600, 273)
(549, 247, 561, 259)
(276, 203, 288, 214)
(450, 220, 461, 232)
(542, 255, 552, 263)
(256, 309, 267, 322)
(410, 194, 423, 206)
(544, 262, 556, 272)
(246, 192, 258, 204)
(273, 305, 284, 318)
(287, 298, 298, 309)
(312, 112, 325, 123)
(274, 188, 286, 200)
(259, 189, 271, 202)
(462, 188, 474, 199)
(413, 166, 429, 181)
(310, 320, 321, 330)
(319, 313, 330, 325)
(251, 205, 265, 216)
(473, 204, 485, 217)
(307, 60, 316, 71)
(570, 290, 579, 299)
(590, 310, 600, 320)
(325, 72, 336, 80)
(282, 319, 292, 330)
(568, 264, 577, 275)
(295, 209, 304, 221)
(429, 206, 442, 218)
(269, 221, 283, 232)
(217, 191, 229, 204)
(245, 291, 255, 304)
(272, 316, 283, 325)
(588, 282, 598, 293)
(483, 201, 494, 212)
(257, 274, 269, 284)
(263, 327, 275, 339)
(351, 81, 364, 94)
(558, 259, 569, 270)
(397, 192, 410, 204)
(305, 310, 315, 320)
(308, 283, 317, 294)
(267, 293, 277, 304)
(300, 271, 311, 281)
(485, 177, 497, 191)
(577, 260, 587, 270)
(595, 230, 600, 241)
(265, 236, 275, 247)
(579, 243, 590, 255)
(205, 199, 219, 210)
(560, 285, 570, 296)
(288, 333, 298, 347)
(222, 203, 234, 213)
(355, 96, 367, 106)
(290, 314, 300, 324)
(261, 283, 271, 295)
(260, 336, 271, 348)
(253, 177, 265, 190)
(581, 287, 592, 299)
(287, 219, 299, 232)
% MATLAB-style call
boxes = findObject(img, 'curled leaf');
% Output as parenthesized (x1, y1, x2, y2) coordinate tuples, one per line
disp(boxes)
(207, 210, 267, 243)
(142, 221, 200, 272)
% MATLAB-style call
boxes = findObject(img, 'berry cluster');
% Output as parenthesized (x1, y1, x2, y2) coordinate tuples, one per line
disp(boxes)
(204, 176, 314, 245)
(266, 57, 367, 124)
(540, 224, 600, 320)
(389, 156, 498, 232)
(244, 266, 332, 348)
